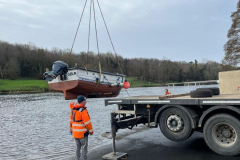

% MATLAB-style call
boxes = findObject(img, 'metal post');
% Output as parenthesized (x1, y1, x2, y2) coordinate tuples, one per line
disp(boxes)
(147, 109, 150, 127)
(117, 105, 120, 121)
(173, 84, 175, 94)
(102, 113, 128, 160)
(111, 113, 117, 155)
(134, 104, 136, 118)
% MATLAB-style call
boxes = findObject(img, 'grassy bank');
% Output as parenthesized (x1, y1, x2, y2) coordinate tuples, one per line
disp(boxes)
(127, 77, 161, 87)
(0, 79, 49, 93)
(0, 77, 161, 94)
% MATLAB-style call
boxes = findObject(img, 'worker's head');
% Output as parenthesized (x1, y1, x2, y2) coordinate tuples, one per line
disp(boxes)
(165, 89, 168, 92)
(77, 95, 86, 105)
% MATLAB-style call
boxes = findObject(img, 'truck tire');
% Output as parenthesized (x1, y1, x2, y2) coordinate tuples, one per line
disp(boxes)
(190, 90, 212, 98)
(196, 87, 220, 95)
(203, 114, 240, 156)
(159, 107, 193, 141)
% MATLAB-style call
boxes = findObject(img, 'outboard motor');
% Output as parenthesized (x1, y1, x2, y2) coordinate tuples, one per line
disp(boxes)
(43, 61, 69, 81)
(52, 61, 69, 76)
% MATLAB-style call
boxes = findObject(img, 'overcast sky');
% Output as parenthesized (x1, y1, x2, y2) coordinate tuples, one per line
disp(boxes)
(0, 0, 238, 63)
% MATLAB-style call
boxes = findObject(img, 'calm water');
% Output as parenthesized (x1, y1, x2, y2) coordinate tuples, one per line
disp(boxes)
(0, 85, 218, 160)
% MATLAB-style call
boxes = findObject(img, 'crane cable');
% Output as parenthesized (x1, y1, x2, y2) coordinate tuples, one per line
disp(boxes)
(96, 0, 128, 97)
(69, 0, 88, 56)
(96, 0, 123, 76)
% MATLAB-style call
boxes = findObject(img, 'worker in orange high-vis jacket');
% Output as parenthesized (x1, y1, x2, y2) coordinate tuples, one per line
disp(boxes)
(69, 95, 93, 160)
(165, 88, 172, 95)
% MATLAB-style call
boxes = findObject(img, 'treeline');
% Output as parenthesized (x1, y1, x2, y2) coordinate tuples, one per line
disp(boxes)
(0, 41, 231, 83)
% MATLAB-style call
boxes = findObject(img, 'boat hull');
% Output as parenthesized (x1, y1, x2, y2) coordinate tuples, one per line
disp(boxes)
(49, 79, 122, 100)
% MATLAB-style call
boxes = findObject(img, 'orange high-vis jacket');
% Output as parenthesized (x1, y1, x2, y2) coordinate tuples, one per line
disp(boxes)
(69, 102, 93, 139)
(165, 92, 171, 95)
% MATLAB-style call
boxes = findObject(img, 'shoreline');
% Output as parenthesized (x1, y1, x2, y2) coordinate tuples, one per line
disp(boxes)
(1, 78, 218, 95)
(0, 86, 165, 95)
(0, 90, 58, 95)
(0, 83, 219, 95)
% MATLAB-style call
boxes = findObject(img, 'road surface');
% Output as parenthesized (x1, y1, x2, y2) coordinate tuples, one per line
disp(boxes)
(67, 127, 240, 160)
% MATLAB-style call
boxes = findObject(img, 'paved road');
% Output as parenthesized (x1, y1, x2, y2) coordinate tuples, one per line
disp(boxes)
(87, 128, 240, 160)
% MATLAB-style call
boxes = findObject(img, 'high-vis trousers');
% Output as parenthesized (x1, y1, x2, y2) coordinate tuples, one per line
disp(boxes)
(75, 136, 88, 160)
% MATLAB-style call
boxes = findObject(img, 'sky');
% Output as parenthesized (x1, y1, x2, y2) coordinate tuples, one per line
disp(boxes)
(0, 0, 238, 63)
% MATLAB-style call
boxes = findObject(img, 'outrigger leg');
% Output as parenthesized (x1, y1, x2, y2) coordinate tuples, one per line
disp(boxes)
(102, 113, 128, 160)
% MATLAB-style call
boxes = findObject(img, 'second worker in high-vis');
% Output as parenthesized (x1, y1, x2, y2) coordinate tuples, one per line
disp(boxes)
(69, 95, 93, 160)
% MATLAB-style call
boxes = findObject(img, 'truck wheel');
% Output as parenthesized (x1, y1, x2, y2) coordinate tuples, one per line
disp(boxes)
(159, 107, 193, 141)
(203, 114, 240, 156)
(190, 90, 213, 98)
(196, 87, 220, 95)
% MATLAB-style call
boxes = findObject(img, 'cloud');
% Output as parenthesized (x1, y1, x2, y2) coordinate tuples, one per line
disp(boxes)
(0, 0, 191, 32)
(26, 24, 45, 29)
(87, 0, 192, 32)
(13, 9, 36, 18)
(0, 0, 238, 62)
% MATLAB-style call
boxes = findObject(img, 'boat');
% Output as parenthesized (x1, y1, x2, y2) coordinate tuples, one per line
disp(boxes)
(44, 61, 126, 100)
(43, 1, 131, 99)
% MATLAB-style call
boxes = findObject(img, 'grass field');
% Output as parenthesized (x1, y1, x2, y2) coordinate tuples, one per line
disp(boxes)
(0, 79, 49, 93)
(126, 77, 160, 87)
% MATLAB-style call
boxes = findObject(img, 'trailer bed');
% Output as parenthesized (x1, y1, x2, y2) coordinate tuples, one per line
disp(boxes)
(105, 94, 240, 106)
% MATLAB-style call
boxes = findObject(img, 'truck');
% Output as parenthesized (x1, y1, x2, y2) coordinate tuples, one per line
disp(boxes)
(104, 92, 240, 156)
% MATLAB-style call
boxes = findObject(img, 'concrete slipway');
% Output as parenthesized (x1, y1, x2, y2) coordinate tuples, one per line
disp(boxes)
(66, 126, 240, 160)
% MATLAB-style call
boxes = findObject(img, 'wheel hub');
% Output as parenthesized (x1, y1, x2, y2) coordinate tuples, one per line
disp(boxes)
(212, 123, 237, 147)
(222, 129, 232, 138)
(167, 115, 183, 132)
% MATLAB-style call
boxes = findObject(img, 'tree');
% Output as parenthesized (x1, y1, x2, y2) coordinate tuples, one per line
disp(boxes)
(0, 45, 6, 78)
(4, 58, 20, 80)
(223, 0, 240, 65)
(178, 69, 183, 82)
(0, 40, 222, 82)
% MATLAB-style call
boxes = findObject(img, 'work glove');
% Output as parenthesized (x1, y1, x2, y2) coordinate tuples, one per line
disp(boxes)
(70, 131, 72, 135)
(90, 132, 93, 135)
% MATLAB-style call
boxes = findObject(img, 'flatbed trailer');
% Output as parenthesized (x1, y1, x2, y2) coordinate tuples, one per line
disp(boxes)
(104, 93, 240, 157)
